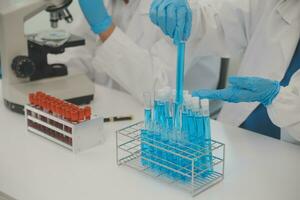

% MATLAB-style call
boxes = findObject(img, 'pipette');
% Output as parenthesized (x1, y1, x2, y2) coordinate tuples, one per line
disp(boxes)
(174, 40, 186, 131)
(176, 41, 185, 105)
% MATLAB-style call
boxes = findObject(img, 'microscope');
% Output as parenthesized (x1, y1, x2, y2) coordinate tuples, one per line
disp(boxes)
(0, 0, 95, 114)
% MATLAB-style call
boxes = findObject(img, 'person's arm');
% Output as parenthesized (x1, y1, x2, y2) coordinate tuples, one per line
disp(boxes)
(48, 17, 110, 85)
(150, 0, 267, 57)
(92, 0, 265, 103)
(91, 25, 174, 103)
(267, 70, 300, 141)
(99, 25, 115, 42)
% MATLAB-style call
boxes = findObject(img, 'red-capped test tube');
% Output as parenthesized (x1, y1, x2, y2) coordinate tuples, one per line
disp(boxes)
(29, 93, 35, 105)
(71, 109, 79, 123)
(84, 106, 92, 120)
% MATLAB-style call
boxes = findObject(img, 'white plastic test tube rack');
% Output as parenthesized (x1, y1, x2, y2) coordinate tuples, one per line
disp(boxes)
(25, 104, 104, 153)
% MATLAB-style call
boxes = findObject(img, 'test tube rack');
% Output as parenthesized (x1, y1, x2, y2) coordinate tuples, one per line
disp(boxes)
(25, 92, 104, 153)
(116, 122, 225, 197)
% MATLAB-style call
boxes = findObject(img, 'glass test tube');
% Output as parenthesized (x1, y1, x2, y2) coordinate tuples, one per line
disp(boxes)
(141, 92, 152, 167)
(200, 99, 213, 177)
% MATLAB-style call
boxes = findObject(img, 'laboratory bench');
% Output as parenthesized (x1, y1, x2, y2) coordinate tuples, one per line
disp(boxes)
(0, 81, 300, 200)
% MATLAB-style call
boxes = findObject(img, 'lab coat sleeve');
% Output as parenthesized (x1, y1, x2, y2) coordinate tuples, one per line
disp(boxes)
(267, 70, 300, 141)
(187, 0, 267, 57)
(92, 27, 172, 103)
(48, 18, 111, 85)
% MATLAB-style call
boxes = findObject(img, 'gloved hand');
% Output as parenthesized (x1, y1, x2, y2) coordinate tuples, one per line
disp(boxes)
(192, 76, 281, 106)
(78, 0, 112, 34)
(150, 0, 192, 44)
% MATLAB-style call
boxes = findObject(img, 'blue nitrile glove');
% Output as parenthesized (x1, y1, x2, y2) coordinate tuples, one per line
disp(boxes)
(150, 0, 192, 44)
(78, 0, 112, 34)
(192, 76, 281, 106)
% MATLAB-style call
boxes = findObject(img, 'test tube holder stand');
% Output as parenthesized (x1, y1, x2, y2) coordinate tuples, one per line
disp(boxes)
(116, 122, 225, 197)
(25, 104, 104, 153)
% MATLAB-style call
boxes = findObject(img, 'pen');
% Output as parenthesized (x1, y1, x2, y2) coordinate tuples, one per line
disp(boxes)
(104, 115, 133, 122)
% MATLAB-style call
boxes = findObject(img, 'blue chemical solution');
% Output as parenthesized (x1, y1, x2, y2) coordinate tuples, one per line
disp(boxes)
(176, 42, 185, 105)
(144, 109, 152, 129)
(153, 99, 161, 128)
(201, 115, 213, 177)
(141, 129, 150, 166)
(194, 114, 204, 172)
(187, 112, 196, 143)
(174, 42, 185, 131)
(200, 100, 213, 178)
(141, 97, 214, 182)
(141, 107, 152, 167)
(181, 110, 189, 140)
(140, 40, 213, 182)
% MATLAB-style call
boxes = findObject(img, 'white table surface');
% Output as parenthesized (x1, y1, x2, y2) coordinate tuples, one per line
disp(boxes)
(0, 82, 300, 200)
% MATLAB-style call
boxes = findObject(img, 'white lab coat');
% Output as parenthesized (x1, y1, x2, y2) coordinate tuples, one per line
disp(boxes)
(49, 0, 220, 103)
(189, 0, 300, 143)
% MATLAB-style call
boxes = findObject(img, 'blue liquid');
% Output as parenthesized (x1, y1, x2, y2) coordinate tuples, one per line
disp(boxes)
(180, 110, 190, 180)
(176, 42, 185, 105)
(142, 109, 152, 167)
(154, 100, 160, 127)
(143, 103, 213, 181)
(187, 113, 196, 143)
(194, 114, 204, 172)
(202, 116, 213, 177)
(174, 42, 185, 132)
(143, 40, 203, 182)
(195, 115, 204, 144)
(144, 109, 151, 129)
(154, 100, 168, 130)
(181, 111, 189, 140)
(157, 102, 168, 172)
(141, 129, 150, 167)
(159, 102, 168, 129)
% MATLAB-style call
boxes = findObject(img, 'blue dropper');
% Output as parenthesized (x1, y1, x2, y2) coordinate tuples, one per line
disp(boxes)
(173, 31, 186, 180)
(174, 40, 186, 132)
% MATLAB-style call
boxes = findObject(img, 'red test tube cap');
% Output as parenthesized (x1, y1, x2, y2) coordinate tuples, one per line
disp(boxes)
(66, 109, 71, 121)
(50, 102, 56, 113)
(32, 94, 38, 106)
(79, 109, 84, 121)
(84, 106, 91, 120)
(71, 110, 79, 123)
(55, 104, 62, 117)
(29, 93, 35, 105)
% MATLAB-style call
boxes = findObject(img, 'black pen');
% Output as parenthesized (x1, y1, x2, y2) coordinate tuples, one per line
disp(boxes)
(104, 115, 133, 122)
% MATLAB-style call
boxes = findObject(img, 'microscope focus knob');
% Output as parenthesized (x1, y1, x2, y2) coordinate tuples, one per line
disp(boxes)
(11, 56, 36, 78)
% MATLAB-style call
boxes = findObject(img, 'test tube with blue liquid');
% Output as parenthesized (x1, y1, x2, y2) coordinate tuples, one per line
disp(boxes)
(140, 31, 214, 181)
(200, 99, 213, 177)
(160, 88, 173, 173)
(181, 94, 190, 141)
(141, 92, 152, 167)
(179, 94, 192, 178)
(152, 89, 164, 171)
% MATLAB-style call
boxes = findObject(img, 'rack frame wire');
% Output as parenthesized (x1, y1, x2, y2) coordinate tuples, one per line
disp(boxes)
(116, 121, 225, 197)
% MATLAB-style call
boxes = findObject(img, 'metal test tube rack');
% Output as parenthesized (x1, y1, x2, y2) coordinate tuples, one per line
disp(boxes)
(116, 122, 225, 197)
(25, 104, 104, 153)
